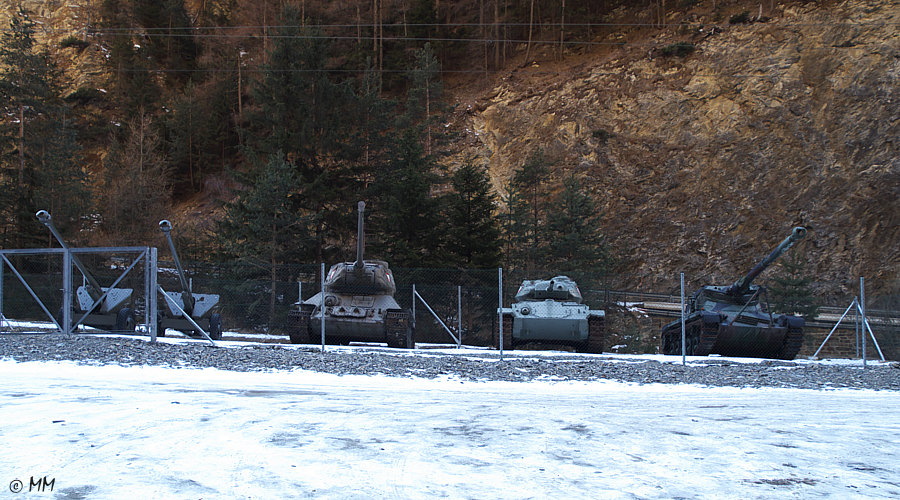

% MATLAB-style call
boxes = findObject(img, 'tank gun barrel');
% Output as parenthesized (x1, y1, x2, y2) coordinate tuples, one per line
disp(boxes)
(36, 210, 104, 300)
(159, 220, 193, 315)
(727, 226, 807, 296)
(354, 201, 365, 271)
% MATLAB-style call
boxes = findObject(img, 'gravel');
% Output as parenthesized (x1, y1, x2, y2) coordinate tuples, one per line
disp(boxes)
(1, 334, 899, 391)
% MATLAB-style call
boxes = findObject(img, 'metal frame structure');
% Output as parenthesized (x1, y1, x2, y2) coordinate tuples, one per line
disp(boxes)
(0, 246, 157, 338)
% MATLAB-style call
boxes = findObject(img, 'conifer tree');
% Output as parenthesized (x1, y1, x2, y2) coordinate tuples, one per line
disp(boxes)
(445, 162, 501, 269)
(545, 174, 612, 274)
(769, 251, 819, 321)
(0, 9, 86, 247)
(217, 153, 313, 330)
(502, 148, 550, 272)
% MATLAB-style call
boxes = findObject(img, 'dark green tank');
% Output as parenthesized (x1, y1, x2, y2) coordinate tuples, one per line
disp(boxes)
(660, 227, 808, 359)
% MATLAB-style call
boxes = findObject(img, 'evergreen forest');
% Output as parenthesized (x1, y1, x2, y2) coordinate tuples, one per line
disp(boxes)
(0, 0, 619, 275)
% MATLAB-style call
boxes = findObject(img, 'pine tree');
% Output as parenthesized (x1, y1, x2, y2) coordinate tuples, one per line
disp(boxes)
(367, 129, 444, 268)
(217, 153, 313, 330)
(0, 9, 86, 247)
(545, 174, 612, 274)
(502, 148, 550, 272)
(769, 251, 819, 321)
(98, 113, 171, 243)
(445, 162, 501, 269)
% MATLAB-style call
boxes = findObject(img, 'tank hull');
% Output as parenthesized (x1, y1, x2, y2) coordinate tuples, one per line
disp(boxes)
(289, 292, 413, 348)
(494, 302, 605, 353)
(661, 313, 804, 360)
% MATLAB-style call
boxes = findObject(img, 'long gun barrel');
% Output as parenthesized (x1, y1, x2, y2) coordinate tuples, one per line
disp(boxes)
(159, 220, 193, 315)
(36, 210, 104, 301)
(727, 226, 807, 296)
(354, 201, 365, 271)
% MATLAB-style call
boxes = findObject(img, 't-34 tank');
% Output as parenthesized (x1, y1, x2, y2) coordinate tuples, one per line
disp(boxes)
(496, 276, 605, 353)
(661, 226, 808, 359)
(287, 201, 413, 348)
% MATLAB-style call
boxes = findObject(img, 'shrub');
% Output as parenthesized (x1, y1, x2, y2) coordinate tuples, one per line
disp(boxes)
(65, 87, 104, 105)
(660, 42, 696, 57)
(59, 35, 90, 50)
(729, 11, 751, 24)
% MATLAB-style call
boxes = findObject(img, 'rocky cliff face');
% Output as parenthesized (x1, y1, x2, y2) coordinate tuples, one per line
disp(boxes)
(450, 0, 898, 300)
(2, 0, 897, 299)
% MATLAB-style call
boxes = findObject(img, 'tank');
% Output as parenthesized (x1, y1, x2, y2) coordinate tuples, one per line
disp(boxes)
(495, 276, 605, 353)
(287, 201, 414, 348)
(660, 226, 808, 359)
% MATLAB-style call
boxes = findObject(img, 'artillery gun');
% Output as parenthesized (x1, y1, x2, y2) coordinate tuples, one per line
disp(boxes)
(287, 201, 413, 348)
(496, 276, 605, 353)
(36, 210, 136, 332)
(660, 227, 808, 359)
(158, 220, 222, 340)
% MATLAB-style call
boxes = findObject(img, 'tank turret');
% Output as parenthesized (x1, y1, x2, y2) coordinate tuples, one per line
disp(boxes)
(660, 227, 809, 360)
(323, 201, 396, 296)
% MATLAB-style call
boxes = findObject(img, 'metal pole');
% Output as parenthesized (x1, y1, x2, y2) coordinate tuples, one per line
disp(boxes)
(498, 267, 504, 360)
(860, 276, 866, 368)
(149, 247, 158, 341)
(63, 249, 72, 334)
(0, 254, 4, 334)
(813, 298, 857, 358)
(412, 284, 417, 332)
(457, 285, 462, 348)
(298, 281, 302, 304)
(855, 296, 860, 358)
(680, 272, 686, 365)
(320, 262, 325, 352)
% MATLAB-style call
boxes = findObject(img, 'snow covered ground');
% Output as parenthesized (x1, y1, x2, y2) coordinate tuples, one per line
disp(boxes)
(1, 358, 899, 499)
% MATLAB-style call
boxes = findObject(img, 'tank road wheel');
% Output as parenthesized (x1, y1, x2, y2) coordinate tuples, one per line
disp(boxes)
(578, 315, 605, 354)
(661, 321, 705, 356)
(385, 309, 414, 349)
(115, 308, 136, 332)
(208, 313, 223, 340)
(287, 308, 311, 345)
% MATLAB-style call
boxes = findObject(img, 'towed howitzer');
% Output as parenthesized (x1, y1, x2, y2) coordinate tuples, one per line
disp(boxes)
(660, 226, 809, 360)
(287, 201, 412, 347)
(36, 210, 135, 332)
(158, 220, 222, 340)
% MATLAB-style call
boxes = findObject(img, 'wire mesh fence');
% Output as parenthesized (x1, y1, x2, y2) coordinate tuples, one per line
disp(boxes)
(2, 255, 898, 360)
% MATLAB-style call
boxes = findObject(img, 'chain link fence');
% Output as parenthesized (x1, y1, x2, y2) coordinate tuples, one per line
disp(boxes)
(2, 255, 898, 360)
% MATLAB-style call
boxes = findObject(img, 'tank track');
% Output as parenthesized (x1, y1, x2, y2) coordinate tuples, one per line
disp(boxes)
(776, 324, 804, 360)
(577, 315, 605, 354)
(287, 308, 311, 345)
(385, 310, 413, 349)
(660, 318, 718, 356)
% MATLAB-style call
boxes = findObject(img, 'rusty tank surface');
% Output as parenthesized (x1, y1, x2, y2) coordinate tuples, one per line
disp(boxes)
(661, 227, 808, 360)
(287, 201, 413, 348)
(495, 276, 605, 353)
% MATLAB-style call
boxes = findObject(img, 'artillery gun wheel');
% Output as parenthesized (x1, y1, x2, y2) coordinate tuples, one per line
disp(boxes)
(115, 308, 136, 332)
(385, 309, 414, 349)
(287, 308, 311, 345)
(208, 313, 223, 340)
(577, 316, 605, 354)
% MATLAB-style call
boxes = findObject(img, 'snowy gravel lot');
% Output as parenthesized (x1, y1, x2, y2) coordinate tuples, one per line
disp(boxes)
(2, 334, 900, 499)
(0, 333, 898, 390)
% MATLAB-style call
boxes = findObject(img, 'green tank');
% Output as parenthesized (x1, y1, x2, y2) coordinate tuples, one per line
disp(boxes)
(660, 227, 808, 359)
(287, 202, 413, 348)
(495, 276, 605, 353)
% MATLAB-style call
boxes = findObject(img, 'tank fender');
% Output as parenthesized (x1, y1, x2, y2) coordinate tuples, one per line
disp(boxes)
(700, 311, 720, 327)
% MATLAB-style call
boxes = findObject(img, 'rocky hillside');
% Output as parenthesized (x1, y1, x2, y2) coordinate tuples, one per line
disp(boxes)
(445, 0, 898, 300)
(2, 0, 897, 300)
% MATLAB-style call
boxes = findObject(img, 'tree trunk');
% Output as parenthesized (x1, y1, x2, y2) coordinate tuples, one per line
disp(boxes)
(18, 104, 24, 187)
(524, 0, 535, 63)
(559, 0, 565, 60)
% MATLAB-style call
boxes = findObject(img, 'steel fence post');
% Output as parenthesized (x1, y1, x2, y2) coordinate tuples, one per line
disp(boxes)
(498, 267, 503, 360)
(150, 247, 158, 341)
(860, 276, 866, 368)
(681, 272, 686, 366)
(63, 248, 72, 335)
(320, 262, 325, 352)
(458, 285, 462, 348)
